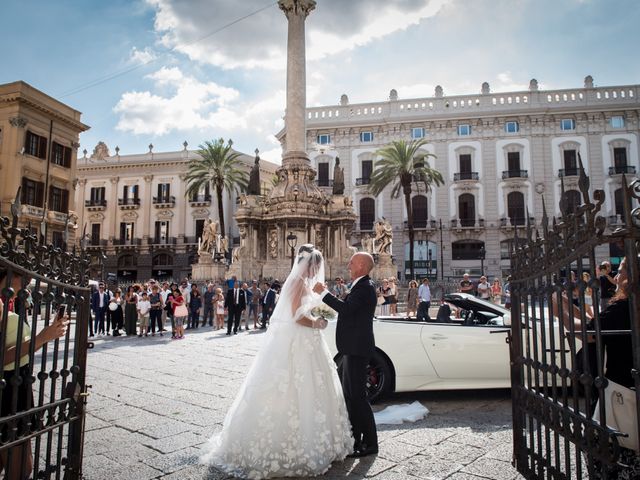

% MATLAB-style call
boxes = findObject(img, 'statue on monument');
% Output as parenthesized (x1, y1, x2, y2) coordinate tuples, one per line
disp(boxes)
(332, 157, 345, 195)
(247, 151, 261, 195)
(373, 218, 393, 255)
(361, 233, 374, 254)
(198, 219, 218, 256)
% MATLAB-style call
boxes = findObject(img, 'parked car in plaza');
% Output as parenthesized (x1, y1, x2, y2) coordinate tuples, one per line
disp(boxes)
(322, 292, 569, 402)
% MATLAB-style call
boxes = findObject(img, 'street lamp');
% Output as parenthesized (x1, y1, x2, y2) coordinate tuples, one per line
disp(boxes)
(479, 244, 486, 277)
(287, 232, 298, 268)
(428, 249, 433, 280)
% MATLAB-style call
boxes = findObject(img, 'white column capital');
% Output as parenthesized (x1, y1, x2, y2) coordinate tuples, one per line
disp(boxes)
(278, 0, 316, 18)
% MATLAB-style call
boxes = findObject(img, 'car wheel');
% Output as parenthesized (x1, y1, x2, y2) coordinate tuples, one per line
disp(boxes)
(335, 350, 392, 403)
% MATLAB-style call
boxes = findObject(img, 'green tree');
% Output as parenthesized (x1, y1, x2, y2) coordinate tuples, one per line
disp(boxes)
(185, 138, 248, 239)
(368, 139, 444, 280)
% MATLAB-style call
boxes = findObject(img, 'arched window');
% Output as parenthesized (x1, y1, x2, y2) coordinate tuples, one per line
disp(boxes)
(458, 193, 475, 227)
(359, 198, 375, 230)
(563, 190, 581, 214)
(614, 188, 624, 216)
(507, 191, 525, 225)
(153, 253, 173, 266)
(411, 195, 428, 228)
(452, 240, 484, 260)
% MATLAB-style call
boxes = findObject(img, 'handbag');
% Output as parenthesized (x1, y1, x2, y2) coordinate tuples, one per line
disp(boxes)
(377, 294, 385, 305)
(108, 301, 118, 312)
(174, 304, 189, 317)
(594, 378, 639, 452)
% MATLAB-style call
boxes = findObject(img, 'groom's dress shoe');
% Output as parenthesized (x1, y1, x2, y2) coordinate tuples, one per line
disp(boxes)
(347, 445, 378, 458)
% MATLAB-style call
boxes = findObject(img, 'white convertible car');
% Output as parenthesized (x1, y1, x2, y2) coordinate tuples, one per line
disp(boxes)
(322, 293, 515, 402)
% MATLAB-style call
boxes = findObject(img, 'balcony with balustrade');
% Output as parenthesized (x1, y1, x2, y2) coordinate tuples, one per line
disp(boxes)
(188, 194, 211, 207)
(153, 196, 176, 208)
(356, 177, 371, 187)
(453, 172, 479, 182)
(499, 217, 536, 229)
(85, 199, 107, 211)
(450, 218, 485, 232)
(151, 236, 177, 246)
(501, 170, 529, 180)
(608, 165, 636, 176)
(403, 219, 437, 230)
(306, 83, 639, 129)
(113, 238, 142, 249)
(85, 238, 108, 250)
(558, 168, 580, 177)
(118, 198, 140, 209)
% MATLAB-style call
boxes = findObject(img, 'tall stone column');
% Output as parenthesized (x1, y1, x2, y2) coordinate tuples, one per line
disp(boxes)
(278, 0, 316, 165)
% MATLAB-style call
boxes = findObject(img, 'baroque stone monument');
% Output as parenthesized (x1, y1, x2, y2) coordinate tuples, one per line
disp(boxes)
(191, 218, 228, 280)
(228, 0, 357, 281)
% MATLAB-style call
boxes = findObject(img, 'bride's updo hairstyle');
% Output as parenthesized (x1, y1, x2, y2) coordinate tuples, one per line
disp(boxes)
(296, 244, 323, 279)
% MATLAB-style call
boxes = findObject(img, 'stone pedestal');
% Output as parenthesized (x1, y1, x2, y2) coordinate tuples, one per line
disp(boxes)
(191, 255, 227, 282)
(372, 253, 396, 281)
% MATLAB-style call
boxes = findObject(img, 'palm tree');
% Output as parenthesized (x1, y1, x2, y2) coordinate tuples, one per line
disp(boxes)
(368, 139, 444, 280)
(185, 138, 249, 238)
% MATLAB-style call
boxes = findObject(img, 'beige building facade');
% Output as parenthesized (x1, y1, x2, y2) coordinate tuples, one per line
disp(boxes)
(303, 76, 640, 280)
(75, 144, 278, 282)
(0, 81, 89, 245)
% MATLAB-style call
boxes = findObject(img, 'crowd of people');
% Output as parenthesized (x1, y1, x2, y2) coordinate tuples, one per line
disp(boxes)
(90, 276, 282, 339)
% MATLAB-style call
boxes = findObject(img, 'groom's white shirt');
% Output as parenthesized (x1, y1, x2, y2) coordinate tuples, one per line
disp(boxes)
(321, 275, 365, 299)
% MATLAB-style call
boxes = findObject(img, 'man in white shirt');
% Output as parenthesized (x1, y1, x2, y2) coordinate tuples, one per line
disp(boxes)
(417, 278, 431, 322)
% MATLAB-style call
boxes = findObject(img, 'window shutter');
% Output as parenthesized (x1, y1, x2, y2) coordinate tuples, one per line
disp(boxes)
(62, 189, 69, 213)
(64, 146, 71, 167)
(39, 136, 48, 159)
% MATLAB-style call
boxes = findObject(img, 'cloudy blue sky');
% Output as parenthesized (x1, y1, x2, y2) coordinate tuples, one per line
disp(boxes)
(2, 0, 639, 163)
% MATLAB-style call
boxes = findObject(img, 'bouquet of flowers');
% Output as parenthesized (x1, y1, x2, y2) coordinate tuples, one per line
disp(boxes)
(311, 304, 337, 321)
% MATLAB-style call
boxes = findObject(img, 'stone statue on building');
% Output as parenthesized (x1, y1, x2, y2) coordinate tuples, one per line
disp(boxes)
(373, 218, 393, 254)
(91, 141, 110, 161)
(247, 151, 261, 195)
(332, 157, 345, 195)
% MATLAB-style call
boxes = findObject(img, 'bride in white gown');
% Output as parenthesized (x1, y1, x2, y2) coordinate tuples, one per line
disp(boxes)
(200, 244, 353, 479)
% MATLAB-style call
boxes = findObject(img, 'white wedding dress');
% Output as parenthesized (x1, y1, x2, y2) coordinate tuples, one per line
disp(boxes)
(200, 247, 353, 479)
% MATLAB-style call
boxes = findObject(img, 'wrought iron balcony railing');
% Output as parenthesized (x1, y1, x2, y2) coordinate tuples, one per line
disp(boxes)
(453, 172, 479, 181)
(451, 218, 485, 228)
(118, 198, 141, 207)
(152, 236, 177, 245)
(152, 196, 176, 206)
(558, 168, 580, 177)
(608, 214, 626, 227)
(359, 222, 374, 231)
(403, 219, 437, 229)
(500, 216, 536, 227)
(188, 194, 211, 205)
(85, 199, 107, 208)
(356, 177, 371, 186)
(114, 238, 142, 246)
(608, 165, 636, 175)
(501, 170, 529, 179)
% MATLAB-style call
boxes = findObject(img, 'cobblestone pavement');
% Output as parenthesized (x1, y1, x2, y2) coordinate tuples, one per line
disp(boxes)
(83, 326, 523, 480)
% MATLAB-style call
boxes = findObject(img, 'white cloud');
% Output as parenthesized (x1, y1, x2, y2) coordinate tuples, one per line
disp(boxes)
(145, 0, 450, 70)
(128, 46, 157, 65)
(113, 67, 243, 135)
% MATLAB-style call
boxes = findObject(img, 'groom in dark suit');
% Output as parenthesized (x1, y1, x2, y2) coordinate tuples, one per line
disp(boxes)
(225, 279, 246, 335)
(313, 252, 378, 457)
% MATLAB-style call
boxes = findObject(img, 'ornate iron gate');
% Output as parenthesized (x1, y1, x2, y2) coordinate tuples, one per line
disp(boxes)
(0, 194, 91, 479)
(509, 169, 640, 479)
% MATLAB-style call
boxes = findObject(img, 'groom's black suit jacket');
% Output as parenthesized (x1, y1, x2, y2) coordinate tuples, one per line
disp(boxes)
(322, 275, 376, 358)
